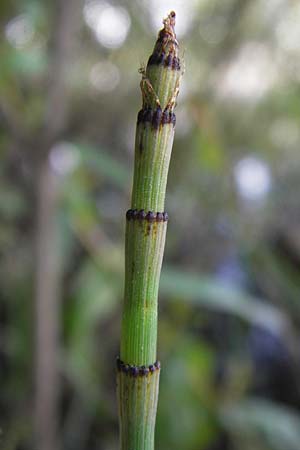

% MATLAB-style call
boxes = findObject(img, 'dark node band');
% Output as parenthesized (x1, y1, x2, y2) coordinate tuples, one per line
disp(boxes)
(137, 107, 176, 128)
(147, 51, 180, 70)
(116, 357, 161, 377)
(126, 209, 169, 222)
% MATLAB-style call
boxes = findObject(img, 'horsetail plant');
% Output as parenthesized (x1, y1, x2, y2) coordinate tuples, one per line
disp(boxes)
(117, 11, 182, 450)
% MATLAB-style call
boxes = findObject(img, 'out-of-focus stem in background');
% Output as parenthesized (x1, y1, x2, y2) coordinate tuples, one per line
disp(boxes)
(34, 2, 82, 450)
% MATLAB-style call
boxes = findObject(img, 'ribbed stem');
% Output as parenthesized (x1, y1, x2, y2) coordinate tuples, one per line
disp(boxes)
(117, 369, 160, 450)
(121, 216, 168, 365)
(118, 11, 182, 450)
(131, 122, 175, 212)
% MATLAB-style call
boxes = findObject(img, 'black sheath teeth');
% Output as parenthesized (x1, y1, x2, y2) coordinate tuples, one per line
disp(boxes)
(154, 360, 161, 369)
(165, 54, 172, 67)
(152, 107, 162, 128)
(146, 211, 156, 222)
(126, 209, 169, 222)
(149, 364, 156, 373)
(138, 209, 147, 220)
(147, 52, 181, 70)
(116, 357, 161, 377)
(137, 107, 176, 128)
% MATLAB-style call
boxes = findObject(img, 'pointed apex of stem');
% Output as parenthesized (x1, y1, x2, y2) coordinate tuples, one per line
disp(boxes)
(162, 11, 177, 39)
(146, 11, 180, 70)
(155, 10, 179, 59)
(144, 11, 181, 111)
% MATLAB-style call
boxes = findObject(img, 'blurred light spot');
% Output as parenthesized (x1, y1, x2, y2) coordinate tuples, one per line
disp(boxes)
(260, 0, 286, 21)
(84, 1, 131, 48)
(50, 142, 80, 176)
(234, 156, 271, 201)
(269, 119, 300, 148)
(276, 5, 300, 52)
(84, 0, 103, 29)
(146, 0, 198, 37)
(218, 43, 276, 101)
(199, 16, 228, 45)
(89, 61, 120, 91)
(5, 14, 35, 49)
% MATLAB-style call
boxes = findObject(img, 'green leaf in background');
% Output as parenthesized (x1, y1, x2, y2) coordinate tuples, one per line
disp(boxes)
(157, 339, 217, 450)
(161, 268, 287, 333)
(63, 260, 122, 409)
(76, 143, 130, 189)
(220, 398, 300, 450)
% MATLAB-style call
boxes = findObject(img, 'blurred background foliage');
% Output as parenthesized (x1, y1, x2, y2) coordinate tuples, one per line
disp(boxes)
(1, 0, 300, 449)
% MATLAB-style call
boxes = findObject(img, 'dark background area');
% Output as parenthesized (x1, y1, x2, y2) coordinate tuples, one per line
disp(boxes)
(1, 0, 300, 449)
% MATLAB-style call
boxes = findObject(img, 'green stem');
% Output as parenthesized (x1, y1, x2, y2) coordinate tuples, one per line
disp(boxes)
(118, 11, 182, 450)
